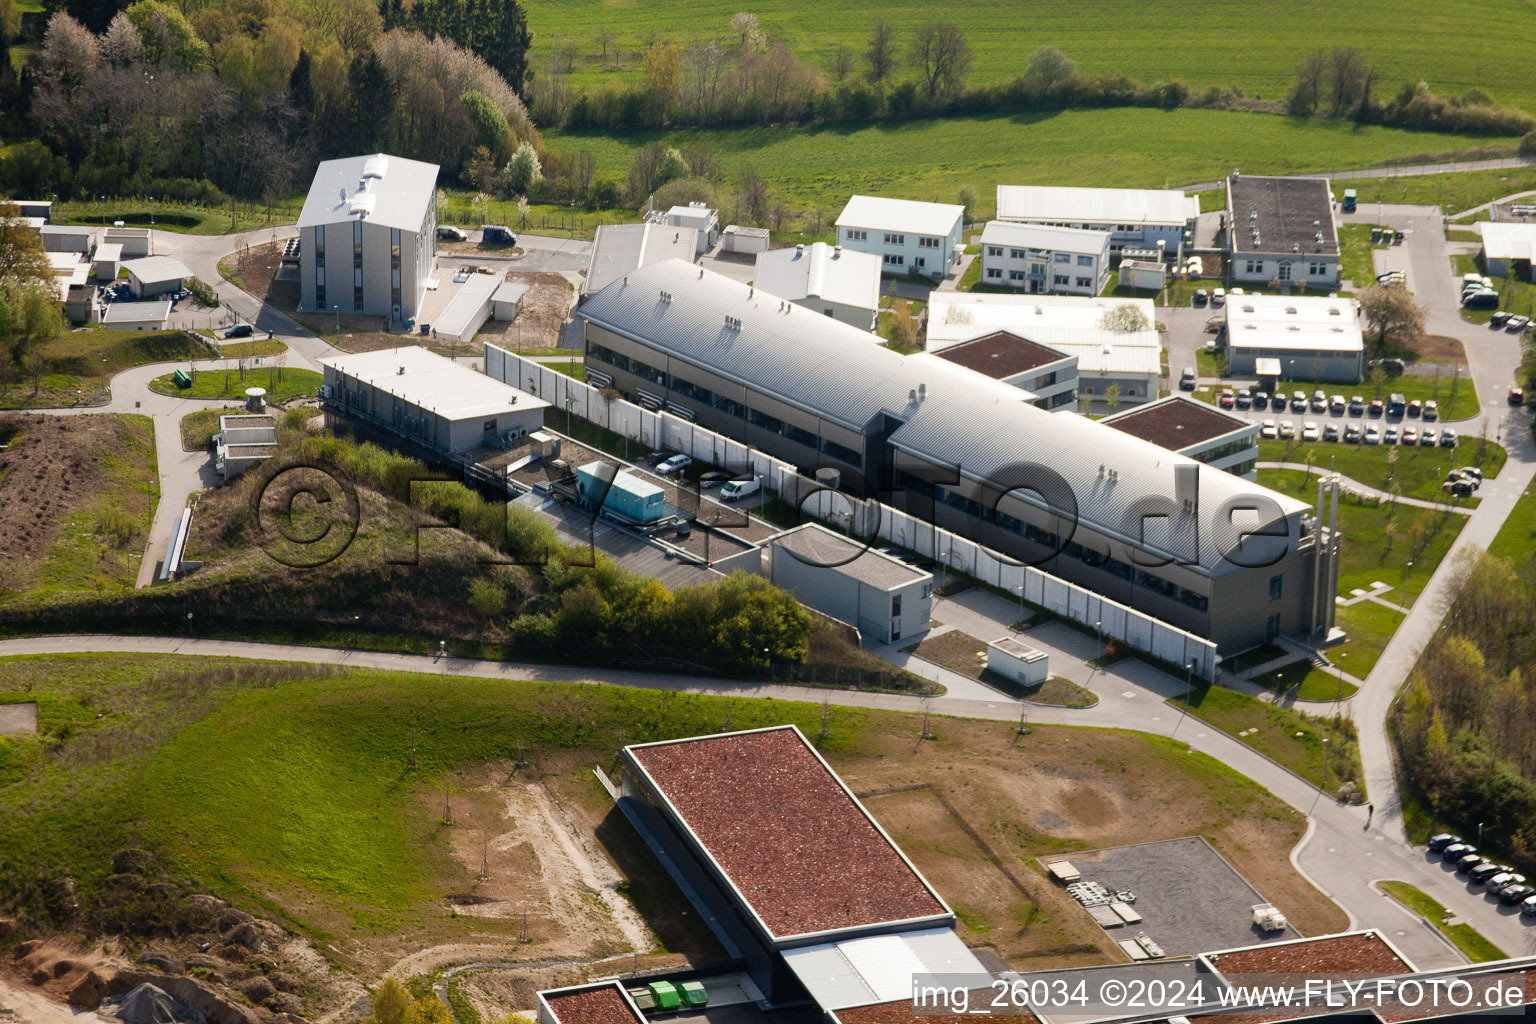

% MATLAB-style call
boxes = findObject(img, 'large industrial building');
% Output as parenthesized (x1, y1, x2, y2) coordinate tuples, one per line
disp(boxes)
(995, 185, 1199, 255)
(1224, 294, 1364, 383)
(579, 259, 1340, 652)
(298, 153, 439, 322)
(320, 345, 547, 454)
(1224, 173, 1341, 288)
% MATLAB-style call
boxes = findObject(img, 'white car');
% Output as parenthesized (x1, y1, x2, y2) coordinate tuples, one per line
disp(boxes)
(1259, 419, 1278, 440)
(656, 454, 693, 476)
(1302, 421, 1319, 441)
(1279, 420, 1296, 439)
(1364, 425, 1381, 444)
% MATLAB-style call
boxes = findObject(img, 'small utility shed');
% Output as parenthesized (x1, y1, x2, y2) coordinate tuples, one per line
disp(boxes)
(214, 414, 277, 478)
(721, 224, 769, 254)
(648, 203, 719, 252)
(101, 299, 172, 331)
(102, 226, 152, 257)
(1477, 221, 1536, 277)
(769, 523, 932, 644)
(431, 271, 500, 343)
(491, 280, 527, 320)
(986, 636, 1048, 686)
(320, 345, 548, 454)
(93, 242, 124, 281)
(123, 255, 192, 298)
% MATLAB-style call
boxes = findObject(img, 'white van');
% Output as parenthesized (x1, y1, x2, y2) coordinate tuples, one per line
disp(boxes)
(720, 478, 760, 502)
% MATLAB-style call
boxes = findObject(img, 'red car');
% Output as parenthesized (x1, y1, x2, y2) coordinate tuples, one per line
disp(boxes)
(1511, 387, 1526, 407)
(1218, 389, 1236, 409)
(1368, 398, 1385, 416)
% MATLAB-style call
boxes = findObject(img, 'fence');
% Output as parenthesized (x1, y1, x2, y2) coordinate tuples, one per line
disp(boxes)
(483, 344, 1217, 680)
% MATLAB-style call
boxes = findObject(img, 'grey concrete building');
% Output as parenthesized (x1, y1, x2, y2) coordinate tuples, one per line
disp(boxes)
(769, 523, 933, 644)
(298, 153, 439, 322)
(123, 255, 192, 298)
(320, 346, 547, 454)
(579, 260, 1342, 653)
(1225, 173, 1341, 288)
(1225, 294, 1364, 383)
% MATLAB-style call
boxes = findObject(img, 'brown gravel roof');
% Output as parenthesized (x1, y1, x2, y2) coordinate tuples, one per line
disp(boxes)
(628, 726, 947, 938)
(837, 997, 1033, 1024)
(933, 331, 1067, 379)
(542, 985, 645, 1024)
(1102, 396, 1248, 450)
(1206, 933, 1411, 976)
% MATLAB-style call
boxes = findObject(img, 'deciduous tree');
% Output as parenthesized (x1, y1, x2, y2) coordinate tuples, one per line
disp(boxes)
(909, 22, 970, 101)
(865, 20, 896, 82)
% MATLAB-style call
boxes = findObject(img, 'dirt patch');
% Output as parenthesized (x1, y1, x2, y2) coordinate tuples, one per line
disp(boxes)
(0, 701, 38, 735)
(0, 413, 156, 598)
(913, 630, 990, 679)
(1406, 335, 1468, 365)
(476, 272, 577, 352)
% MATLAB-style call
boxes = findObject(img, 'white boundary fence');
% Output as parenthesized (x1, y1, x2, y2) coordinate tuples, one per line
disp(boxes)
(484, 343, 1217, 680)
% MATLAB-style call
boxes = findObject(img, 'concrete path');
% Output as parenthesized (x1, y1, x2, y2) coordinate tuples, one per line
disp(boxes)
(1178, 156, 1536, 194)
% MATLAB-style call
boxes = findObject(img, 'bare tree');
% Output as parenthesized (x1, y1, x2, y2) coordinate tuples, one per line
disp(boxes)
(830, 43, 852, 82)
(1327, 47, 1369, 117)
(738, 169, 769, 223)
(571, 150, 597, 204)
(909, 22, 971, 101)
(684, 39, 727, 121)
(865, 20, 897, 82)
(595, 25, 616, 60)
(1289, 48, 1327, 115)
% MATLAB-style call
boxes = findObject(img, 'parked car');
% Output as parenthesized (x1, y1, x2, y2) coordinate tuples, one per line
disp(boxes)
(1211, 288, 1226, 307)
(1330, 395, 1346, 414)
(1456, 853, 1488, 873)
(1498, 884, 1534, 906)
(1401, 427, 1418, 445)
(1291, 390, 1308, 412)
(1507, 315, 1531, 332)
(1387, 392, 1407, 416)
(1259, 419, 1278, 440)
(1423, 400, 1438, 421)
(1279, 420, 1296, 439)
(642, 451, 667, 465)
(1344, 423, 1362, 443)
(656, 454, 692, 476)
(1442, 842, 1476, 862)
(1236, 388, 1252, 409)
(436, 225, 468, 241)
(1364, 425, 1381, 444)
(1419, 429, 1437, 447)
(1384, 425, 1399, 444)
(1323, 423, 1340, 441)
(1486, 872, 1519, 891)
(1218, 389, 1236, 408)
(1407, 399, 1422, 417)
(1368, 398, 1385, 417)
(1272, 393, 1289, 411)
(1254, 390, 1270, 407)
(1444, 478, 1475, 498)
(1458, 466, 1484, 484)
(1463, 289, 1499, 309)
(1490, 311, 1512, 328)
(1521, 895, 1536, 917)
(1193, 289, 1208, 307)
(480, 224, 517, 245)
(1510, 387, 1526, 407)
(1468, 862, 1508, 885)
(1302, 421, 1320, 441)
(1427, 833, 1462, 853)
(1494, 875, 1528, 897)
(222, 324, 253, 339)
(1349, 396, 1365, 415)
(1179, 367, 1196, 391)
(1311, 388, 1328, 412)
(1440, 428, 1458, 448)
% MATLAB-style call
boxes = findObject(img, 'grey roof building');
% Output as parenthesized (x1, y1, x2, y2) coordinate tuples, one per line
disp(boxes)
(583, 221, 699, 297)
(1225, 172, 1341, 287)
(579, 259, 1341, 653)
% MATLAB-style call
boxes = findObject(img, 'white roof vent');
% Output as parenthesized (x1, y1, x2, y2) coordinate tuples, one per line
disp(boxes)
(348, 191, 377, 217)
(362, 155, 389, 179)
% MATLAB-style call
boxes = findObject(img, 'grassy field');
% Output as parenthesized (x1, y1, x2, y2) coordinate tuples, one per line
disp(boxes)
(522, 0, 1536, 112)
(543, 110, 1516, 220)
(1257, 437, 1506, 503)
(1338, 223, 1389, 288)
(178, 406, 248, 450)
(1487, 474, 1536, 565)
(1378, 881, 1508, 962)
(0, 654, 1348, 970)
(1345, 167, 1536, 214)
(54, 199, 303, 237)
(148, 367, 322, 403)
(0, 329, 216, 409)
(1172, 684, 1362, 792)
(1250, 660, 1359, 702)
(543, 359, 586, 381)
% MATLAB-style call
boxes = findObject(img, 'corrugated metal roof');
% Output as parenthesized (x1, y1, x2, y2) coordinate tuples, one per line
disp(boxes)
(584, 223, 699, 296)
(580, 261, 1307, 571)
(996, 185, 1199, 226)
(297, 152, 439, 233)
(122, 255, 192, 285)
(980, 220, 1110, 253)
(754, 243, 882, 314)
(836, 195, 964, 237)
(782, 927, 988, 1011)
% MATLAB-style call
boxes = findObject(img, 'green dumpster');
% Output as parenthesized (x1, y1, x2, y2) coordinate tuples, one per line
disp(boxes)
(647, 982, 681, 1011)
(679, 982, 708, 1008)
(171, 369, 193, 389)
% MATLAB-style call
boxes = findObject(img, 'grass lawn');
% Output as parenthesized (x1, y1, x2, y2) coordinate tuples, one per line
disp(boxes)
(1338, 223, 1389, 288)
(1196, 349, 1226, 378)
(1257, 436, 1505, 503)
(1379, 881, 1508, 962)
(0, 653, 1347, 963)
(1446, 228, 1482, 243)
(178, 407, 248, 450)
(1487, 475, 1536, 565)
(1024, 676, 1098, 708)
(543, 359, 586, 382)
(216, 338, 288, 359)
(1260, 469, 1467, 610)
(148, 367, 322, 403)
(911, 630, 989, 679)
(878, 298, 925, 352)
(522, 0, 1536, 113)
(1347, 167, 1536, 214)
(1173, 684, 1363, 792)
(1251, 660, 1359, 701)
(543, 110, 1516, 222)
(0, 329, 216, 409)
(54, 199, 302, 237)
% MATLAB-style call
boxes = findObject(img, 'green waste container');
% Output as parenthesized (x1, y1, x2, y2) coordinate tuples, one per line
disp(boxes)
(679, 982, 708, 1008)
(171, 369, 193, 389)
(648, 982, 681, 1011)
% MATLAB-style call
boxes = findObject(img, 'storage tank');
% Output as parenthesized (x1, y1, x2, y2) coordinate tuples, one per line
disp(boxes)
(575, 461, 666, 524)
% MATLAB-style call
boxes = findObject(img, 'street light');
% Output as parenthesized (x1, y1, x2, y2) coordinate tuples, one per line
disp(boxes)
(1172, 659, 1196, 735)
(1309, 737, 1331, 814)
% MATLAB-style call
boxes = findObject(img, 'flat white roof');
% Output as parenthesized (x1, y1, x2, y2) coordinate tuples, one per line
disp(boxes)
(39, 224, 93, 236)
(836, 195, 963, 237)
(433, 272, 501, 339)
(1225, 294, 1364, 354)
(102, 299, 172, 324)
(661, 204, 717, 227)
(297, 152, 440, 234)
(925, 293, 1161, 375)
(754, 242, 882, 314)
(980, 220, 1110, 253)
(996, 185, 1199, 226)
(321, 345, 549, 421)
(93, 243, 124, 263)
(123, 255, 192, 285)
(1479, 220, 1536, 262)
(47, 252, 84, 272)
(782, 927, 987, 1011)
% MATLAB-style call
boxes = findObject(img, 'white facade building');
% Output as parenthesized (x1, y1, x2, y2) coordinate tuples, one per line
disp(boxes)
(1478, 221, 1536, 277)
(979, 221, 1111, 296)
(754, 242, 882, 330)
(1224, 294, 1363, 383)
(835, 195, 963, 281)
(995, 185, 1198, 255)
(1224, 173, 1340, 288)
(298, 153, 439, 323)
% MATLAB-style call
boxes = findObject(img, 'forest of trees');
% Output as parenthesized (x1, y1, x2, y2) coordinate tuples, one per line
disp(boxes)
(1393, 550, 1536, 870)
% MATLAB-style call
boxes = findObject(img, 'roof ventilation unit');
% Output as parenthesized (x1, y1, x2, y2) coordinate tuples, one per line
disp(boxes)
(362, 155, 389, 180)
(659, 289, 672, 303)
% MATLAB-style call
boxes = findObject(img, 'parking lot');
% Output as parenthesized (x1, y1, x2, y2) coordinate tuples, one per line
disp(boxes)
(1041, 837, 1299, 957)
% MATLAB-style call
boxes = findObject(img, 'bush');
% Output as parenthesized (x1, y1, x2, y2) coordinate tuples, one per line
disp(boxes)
(186, 277, 218, 307)
(1522, 128, 1536, 156)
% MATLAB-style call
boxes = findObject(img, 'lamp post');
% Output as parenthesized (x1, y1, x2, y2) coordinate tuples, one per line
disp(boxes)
(1172, 659, 1195, 735)
(1309, 737, 1331, 814)
(1336, 651, 1346, 703)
